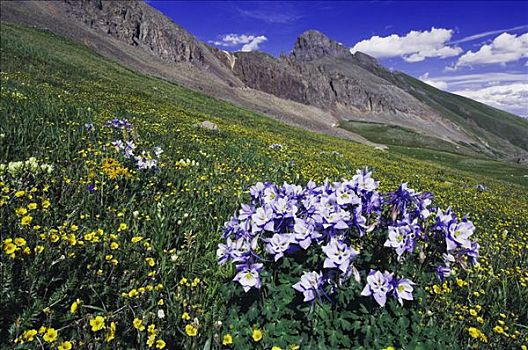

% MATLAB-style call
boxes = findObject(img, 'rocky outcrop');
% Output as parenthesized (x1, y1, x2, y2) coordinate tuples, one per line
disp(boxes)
(225, 30, 436, 118)
(62, 0, 239, 84)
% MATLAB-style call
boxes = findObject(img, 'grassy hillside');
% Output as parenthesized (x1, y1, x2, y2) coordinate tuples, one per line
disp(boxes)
(1, 23, 527, 349)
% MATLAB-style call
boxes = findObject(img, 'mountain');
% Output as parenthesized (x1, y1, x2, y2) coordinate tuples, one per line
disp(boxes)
(2, 0, 527, 162)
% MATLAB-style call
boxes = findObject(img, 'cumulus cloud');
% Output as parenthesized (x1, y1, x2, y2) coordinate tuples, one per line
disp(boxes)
(350, 28, 462, 62)
(451, 83, 528, 117)
(455, 32, 528, 67)
(210, 34, 268, 52)
(419, 72, 448, 90)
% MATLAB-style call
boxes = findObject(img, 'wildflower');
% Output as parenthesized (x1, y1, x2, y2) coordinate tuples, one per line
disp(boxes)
(110, 242, 119, 250)
(493, 325, 505, 334)
(43, 328, 58, 342)
(133, 318, 145, 331)
(147, 334, 156, 347)
(361, 270, 394, 307)
(89, 316, 106, 332)
(252, 327, 263, 342)
(131, 236, 143, 243)
(145, 257, 155, 267)
(233, 263, 263, 292)
(185, 324, 198, 337)
(3, 240, 17, 255)
(58, 341, 73, 350)
(22, 329, 38, 342)
(392, 278, 415, 305)
(292, 271, 323, 302)
(181, 312, 191, 320)
(155, 339, 166, 349)
(106, 322, 116, 342)
(191, 278, 201, 287)
(118, 223, 127, 231)
(21, 215, 33, 226)
(264, 233, 294, 261)
(16, 207, 27, 216)
(322, 238, 358, 273)
(223, 333, 233, 346)
(27, 202, 37, 210)
(70, 299, 82, 313)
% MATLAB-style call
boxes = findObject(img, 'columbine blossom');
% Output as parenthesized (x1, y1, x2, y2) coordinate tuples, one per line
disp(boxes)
(233, 263, 263, 292)
(293, 218, 321, 249)
(107, 117, 132, 130)
(361, 270, 394, 307)
(446, 220, 475, 251)
(322, 239, 358, 273)
(251, 206, 275, 233)
(292, 271, 323, 302)
(264, 233, 294, 261)
(392, 278, 415, 305)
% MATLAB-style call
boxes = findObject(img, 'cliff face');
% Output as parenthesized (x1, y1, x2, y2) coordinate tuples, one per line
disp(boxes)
(226, 30, 437, 119)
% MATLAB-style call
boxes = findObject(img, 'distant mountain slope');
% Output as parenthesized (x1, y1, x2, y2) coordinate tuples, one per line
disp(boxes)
(2, 0, 527, 162)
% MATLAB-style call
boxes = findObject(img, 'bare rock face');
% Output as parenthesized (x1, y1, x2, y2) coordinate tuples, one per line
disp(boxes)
(226, 30, 433, 117)
(62, 0, 238, 83)
(291, 30, 351, 61)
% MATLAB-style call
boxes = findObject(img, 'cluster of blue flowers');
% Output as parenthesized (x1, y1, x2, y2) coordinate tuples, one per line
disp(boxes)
(218, 168, 479, 307)
(106, 118, 163, 171)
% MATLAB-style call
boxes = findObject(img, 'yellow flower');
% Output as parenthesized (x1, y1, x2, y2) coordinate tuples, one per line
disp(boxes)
(252, 327, 263, 342)
(147, 334, 156, 347)
(38, 326, 47, 334)
(21, 215, 33, 226)
(14, 237, 26, 246)
(89, 316, 106, 332)
(15, 190, 25, 198)
(16, 207, 28, 216)
(155, 339, 166, 349)
(42, 200, 51, 209)
(157, 299, 164, 306)
(185, 324, 198, 337)
(58, 341, 73, 350)
(147, 324, 158, 336)
(192, 277, 201, 287)
(179, 277, 188, 285)
(131, 236, 143, 243)
(382, 347, 395, 350)
(110, 242, 119, 250)
(22, 329, 38, 342)
(469, 309, 478, 316)
(70, 299, 82, 313)
(106, 322, 116, 342)
(128, 289, 139, 298)
(43, 328, 58, 342)
(272, 347, 282, 350)
(133, 318, 145, 331)
(3, 241, 16, 255)
(118, 223, 127, 231)
(181, 312, 191, 320)
(27, 202, 37, 210)
(35, 245, 44, 254)
(493, 325, 504, 334)
(145, 257, 156, 267)
(223, 333, 233, 346)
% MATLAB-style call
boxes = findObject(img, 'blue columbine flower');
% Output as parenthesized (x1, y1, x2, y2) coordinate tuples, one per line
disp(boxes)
(392, 278, 415, 305)
(233, 263, 263, 292)
(293, 271, 323, 302)
(361, 270, 394, 307)
(264, 233, 294, 261)
(322, 238, 358, 273)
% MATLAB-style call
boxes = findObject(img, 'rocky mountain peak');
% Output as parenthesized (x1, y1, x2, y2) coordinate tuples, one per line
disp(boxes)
(291, 29, 351, 61)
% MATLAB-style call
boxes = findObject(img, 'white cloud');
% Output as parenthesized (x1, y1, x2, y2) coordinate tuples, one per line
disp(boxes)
(241, 36, 267, 52)
(419, 72, 448, 90)
(451, 83, 528, 117)
(451, 25, 528, 44)
(455, 32, 528, 67)
(350, 28, 462, 62)
(210, 34, 268, 52)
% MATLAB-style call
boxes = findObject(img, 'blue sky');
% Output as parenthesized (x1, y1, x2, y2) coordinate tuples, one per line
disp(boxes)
(149, 1, 528, 117)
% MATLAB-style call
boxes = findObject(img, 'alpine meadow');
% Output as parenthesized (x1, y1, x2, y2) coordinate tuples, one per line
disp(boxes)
(1, 8, 528, 350)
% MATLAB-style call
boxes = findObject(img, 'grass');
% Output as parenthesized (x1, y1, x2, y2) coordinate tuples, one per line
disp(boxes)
(1, 22, 527, 349)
